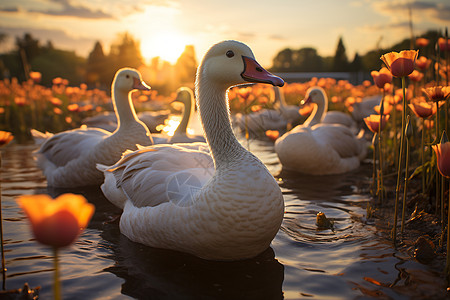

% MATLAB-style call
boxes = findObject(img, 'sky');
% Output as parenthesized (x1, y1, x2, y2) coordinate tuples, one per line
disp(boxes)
(0, 0, 449, 67)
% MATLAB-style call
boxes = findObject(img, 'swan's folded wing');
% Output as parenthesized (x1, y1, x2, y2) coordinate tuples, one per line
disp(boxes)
(36, 127, 108, 166)
(311, 124, 361, 158)
(107, 144, 213, 208)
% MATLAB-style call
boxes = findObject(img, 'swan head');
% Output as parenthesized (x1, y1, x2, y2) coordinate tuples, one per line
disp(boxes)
(171, 87, 194, 106)
(300, 86, 326, 106)
(113, 68, 151, 94)
(197, 40, 284, 89)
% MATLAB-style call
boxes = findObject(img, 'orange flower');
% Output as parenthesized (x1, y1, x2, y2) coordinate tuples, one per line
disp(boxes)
(67, 103, 79, 112)
(52, 77, 63, 85)
(14, 97, 26, 106)
(374, 101, 392, 115)
(408, 70, 424, 82)
(53, 107, 63, 115)
(438, 38, 450, 52)
(381, 50, 418, 77)
(265, 130, 279, 142)
(409, 99, 436, 118)
(29, 71, 42, 84)
(416, 37, 430, 48)
(422, 86, 450, 102)
(371, 67, 392, 88)
(16, 194, 94, 248)
(416, 56, 431, 71)
(0, 131, 13, 146)
(433, 136, 450, 178)
(364, 114, 390, 133)
(50, 97, 63, 106)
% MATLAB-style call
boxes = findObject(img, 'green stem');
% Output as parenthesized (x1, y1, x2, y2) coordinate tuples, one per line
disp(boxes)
(447, 180, 450, 279)
(53, 247, 61, 300)
(393, 76, 408, 246)
(401, 134, 410, 234)
(422, 118, 426, 196)
(437, 101, 441, 216)
(0, 154, 5, 290)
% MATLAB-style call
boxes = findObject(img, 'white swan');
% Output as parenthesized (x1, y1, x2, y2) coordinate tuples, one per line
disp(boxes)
(98, 40, 285, 261)
(167, 87, 205, 143)
(33, 68, 154, 187)
(232, 86, 299, 137)
(301, 86, 358, 131)
(275, 87, 367, 175)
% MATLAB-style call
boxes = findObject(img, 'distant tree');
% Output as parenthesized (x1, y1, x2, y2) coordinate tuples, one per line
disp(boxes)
(292, 47, 324, 72)
(86, 41, 108, 87)
(332, 36, 349, 72)
(109, 32, 144, 69)
(174, 45, 197, 86)
(31, 48, 86, 86)
(271, 48, 294, 71)
(16, 33, 41, 79)
(349, 52, 363, 72)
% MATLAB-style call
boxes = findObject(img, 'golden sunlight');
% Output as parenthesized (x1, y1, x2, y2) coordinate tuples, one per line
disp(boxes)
(140, 30, 188, 64)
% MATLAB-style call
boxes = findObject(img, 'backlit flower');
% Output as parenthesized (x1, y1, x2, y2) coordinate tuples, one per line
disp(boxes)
(438, 38, 450, 52)
(29, 71, 42, 84)
(16, 194, 94, 248)
(381, 50, 418, 77)
(0, 131, 13, 146)
(422, 86, 450, 102)
(409, 98, 436, 118)
(408, 70, 424, 82)
(416, 56, 431, 71)
(371, 67, 393, 89)
(364, 114, 390, 133)
(433, 133, 450, 178)
(265, 130, 279, 142)
(416, 38, 430, 48)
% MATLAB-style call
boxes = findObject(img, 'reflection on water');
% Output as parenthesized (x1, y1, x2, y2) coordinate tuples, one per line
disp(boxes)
(1, 142, 449, 299)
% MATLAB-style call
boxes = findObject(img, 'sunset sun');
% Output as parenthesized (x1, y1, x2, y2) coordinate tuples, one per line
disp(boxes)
(140, 30, 189, 64)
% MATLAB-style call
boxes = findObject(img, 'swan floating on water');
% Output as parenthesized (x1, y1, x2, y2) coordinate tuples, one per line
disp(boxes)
(32, 68, 154, 187)
(275, 87, 367, 175)
(98, 40, 285, 261)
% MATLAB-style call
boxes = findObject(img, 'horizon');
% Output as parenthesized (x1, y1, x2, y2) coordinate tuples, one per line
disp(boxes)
(0, 0, 449, 67)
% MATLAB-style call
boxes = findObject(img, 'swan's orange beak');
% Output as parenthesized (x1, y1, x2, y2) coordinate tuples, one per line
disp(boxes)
(241, 56, 284, 87)
(133, 77, 151, 91)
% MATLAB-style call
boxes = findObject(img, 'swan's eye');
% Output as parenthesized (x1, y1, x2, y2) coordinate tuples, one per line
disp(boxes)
(126, 74, 130, 79)
(226, 50, 234, 58)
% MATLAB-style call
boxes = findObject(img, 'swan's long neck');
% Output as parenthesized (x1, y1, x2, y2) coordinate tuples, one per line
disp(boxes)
(273, 87, 286, 108)
(197, 77, 245, 169)
(112, 88, 139, 130)
(305, 94, 327, 127)
(174, 96, 193, 136)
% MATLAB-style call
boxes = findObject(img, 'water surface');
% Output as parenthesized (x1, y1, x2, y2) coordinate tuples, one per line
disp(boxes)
(1, 141, 447, 299)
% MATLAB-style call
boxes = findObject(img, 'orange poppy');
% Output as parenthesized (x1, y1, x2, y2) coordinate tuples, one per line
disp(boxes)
(381, 50, 418, 77)
(364, 114, 390, 133)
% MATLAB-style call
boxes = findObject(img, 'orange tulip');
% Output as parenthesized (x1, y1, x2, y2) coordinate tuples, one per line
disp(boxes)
(408, 70, 424, 82)
(438, 37, 450, 52)
(16, 194, 94, 248)
(265, 130, 280, 142)
(381, 50, 418, 77)
(416, 37, 430, 48)
(416, 56, 431, 71)
(0, 131, 13, 146)
(371, 67, 392, 89)
(422, 86, 450, 102)
(29, 71, 42, 84)
(364, 114, 390, 133)
(409, 99, 436, 118)
(433, 140, 450, 178)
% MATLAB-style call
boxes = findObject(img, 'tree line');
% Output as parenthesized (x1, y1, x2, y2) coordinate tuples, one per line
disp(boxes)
(0, 29, 444, 93)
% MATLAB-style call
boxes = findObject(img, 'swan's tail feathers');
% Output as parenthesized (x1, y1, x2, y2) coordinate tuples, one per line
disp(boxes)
(31, 129, 53, 145)
(96, 163, 109, 172)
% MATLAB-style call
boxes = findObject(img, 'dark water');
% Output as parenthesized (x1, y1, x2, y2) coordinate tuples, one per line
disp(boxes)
(1, 141, 448, 299)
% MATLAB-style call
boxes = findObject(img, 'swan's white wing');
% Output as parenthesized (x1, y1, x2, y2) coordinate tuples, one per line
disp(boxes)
(36, 127, 109, 167)
(106, 143, 213, 208)
(311, 124, 361, 158)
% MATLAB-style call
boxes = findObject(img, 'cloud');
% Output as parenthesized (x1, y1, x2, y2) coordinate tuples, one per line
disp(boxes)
(0, 0, 113, 19)
(268, 34, 287, 41)
(373, 0, 450, 24)
(0, 26, 96, 56)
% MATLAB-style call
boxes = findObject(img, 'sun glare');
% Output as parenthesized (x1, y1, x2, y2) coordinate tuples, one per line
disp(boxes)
(140, 30, 188, 64)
